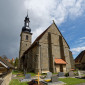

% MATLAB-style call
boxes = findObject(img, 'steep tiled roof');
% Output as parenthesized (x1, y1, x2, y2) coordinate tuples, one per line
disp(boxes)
(54, 58, 67, 64)
(75, 50, 85, 63)
(23, 22, 70, 55)
(0, 57, 14, 69)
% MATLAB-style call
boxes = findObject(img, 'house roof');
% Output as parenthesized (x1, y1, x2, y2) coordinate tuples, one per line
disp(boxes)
(75, 50, 85, 63)
(23, 21, 70, 56)
(0, 57, 14, 69)
(54, 58, 67, 64)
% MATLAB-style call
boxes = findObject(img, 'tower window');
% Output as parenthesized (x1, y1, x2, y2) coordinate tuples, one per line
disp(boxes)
(26, 35, 28, 40)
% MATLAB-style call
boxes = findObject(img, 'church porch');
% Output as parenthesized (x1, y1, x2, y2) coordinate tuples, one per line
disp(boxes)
(54, 58, 67, 73)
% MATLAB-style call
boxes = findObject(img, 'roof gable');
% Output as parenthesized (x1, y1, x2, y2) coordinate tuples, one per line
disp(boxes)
(24, 21, 70, 54)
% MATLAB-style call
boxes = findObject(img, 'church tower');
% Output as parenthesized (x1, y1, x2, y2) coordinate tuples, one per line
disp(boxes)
(19, 13, 32, 59)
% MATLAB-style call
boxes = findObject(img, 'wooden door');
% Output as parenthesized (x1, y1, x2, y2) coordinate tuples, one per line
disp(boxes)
(60, 65, 63, 72)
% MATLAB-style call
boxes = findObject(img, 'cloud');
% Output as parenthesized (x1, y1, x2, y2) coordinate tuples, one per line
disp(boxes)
(80, 37, 85, 40)
(0, 0, 85, 59)
(71, 46, 85, 52)
(71, 46, 85, 55)
(24, 0, 85, 41)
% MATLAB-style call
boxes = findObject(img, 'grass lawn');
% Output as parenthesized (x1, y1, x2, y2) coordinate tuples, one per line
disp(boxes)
(12, 70, 24, 75)
(59, 78, 85, 85)
(27, 72, 37, 76)
(9, 79, 28, 85)
(12, 70, 43, 77)
(10, 78, 85, 85)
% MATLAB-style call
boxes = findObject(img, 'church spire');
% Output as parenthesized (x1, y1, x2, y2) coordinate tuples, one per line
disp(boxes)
(22, 11, 31, 33)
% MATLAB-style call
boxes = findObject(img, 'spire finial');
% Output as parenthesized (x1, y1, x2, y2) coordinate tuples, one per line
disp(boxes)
(27, 9, 28, 17)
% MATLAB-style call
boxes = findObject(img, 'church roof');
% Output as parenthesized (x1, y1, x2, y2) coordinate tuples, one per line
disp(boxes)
(0, 57, 14, 69)
(75, 50, 85, 63)
(54, 58, 67, 64)
(23, 21, 70, 55)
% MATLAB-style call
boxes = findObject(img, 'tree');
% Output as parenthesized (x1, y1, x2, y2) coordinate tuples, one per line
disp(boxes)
(14, 57, 19, 68)
(10, 60, 14, 66)
(2, 55, 8, 60)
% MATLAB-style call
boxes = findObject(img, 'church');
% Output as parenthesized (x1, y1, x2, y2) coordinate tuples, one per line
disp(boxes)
(19, 14, 75, 73)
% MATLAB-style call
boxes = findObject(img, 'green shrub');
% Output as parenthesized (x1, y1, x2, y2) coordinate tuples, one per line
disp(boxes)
(65, 72, 69, 77)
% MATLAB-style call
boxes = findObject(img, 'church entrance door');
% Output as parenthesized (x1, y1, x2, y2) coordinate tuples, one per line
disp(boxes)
(60, 64, 63, 72)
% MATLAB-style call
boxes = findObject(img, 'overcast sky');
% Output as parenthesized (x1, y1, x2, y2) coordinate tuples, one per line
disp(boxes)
(0, 0, 85, 59)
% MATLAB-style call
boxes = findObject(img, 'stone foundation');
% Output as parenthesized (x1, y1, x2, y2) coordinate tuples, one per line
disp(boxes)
(1, 72, 12, 85)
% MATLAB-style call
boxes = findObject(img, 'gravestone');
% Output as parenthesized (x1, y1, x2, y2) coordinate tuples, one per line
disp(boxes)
(58, 72, 64, 77)
(20, 74, 32, 82)
(51, 75, 58, 82)
(78, 71, 81, 78)
(69, 71, 74, 77)
(25, 74, 31, 79)
(24, 69, 26, 75)
(47, 72, 52, 78)
(44, 72, 52, 82)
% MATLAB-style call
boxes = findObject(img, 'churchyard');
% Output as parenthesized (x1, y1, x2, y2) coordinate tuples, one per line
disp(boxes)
(9, 70, 85, 85)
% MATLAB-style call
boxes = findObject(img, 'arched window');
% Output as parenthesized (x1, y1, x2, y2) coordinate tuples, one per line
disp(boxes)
(26, 35, 28, 40)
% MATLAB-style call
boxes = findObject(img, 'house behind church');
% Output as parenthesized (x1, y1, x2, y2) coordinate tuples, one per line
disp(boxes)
(75, 50, 85, 70)
(19, 14, 75, 73)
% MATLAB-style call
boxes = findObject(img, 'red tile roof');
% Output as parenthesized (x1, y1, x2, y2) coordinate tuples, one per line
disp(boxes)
(54, 58, 67, 64)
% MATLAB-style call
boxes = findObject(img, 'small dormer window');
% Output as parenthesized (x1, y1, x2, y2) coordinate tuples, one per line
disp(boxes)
(26, 35, 28, 40)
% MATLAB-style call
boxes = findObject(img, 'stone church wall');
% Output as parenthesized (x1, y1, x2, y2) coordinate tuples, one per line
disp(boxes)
(69, 51, 75, 69)
(64, 47, 71, 72)
(38, 23, 73, 72)
(39, 33, 49, 72)
(26, 46, 39, 73)
(21, 22, 74, 73)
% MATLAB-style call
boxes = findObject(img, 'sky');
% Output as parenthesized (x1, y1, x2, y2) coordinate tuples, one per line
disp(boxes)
(0, 0, 85, 59)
